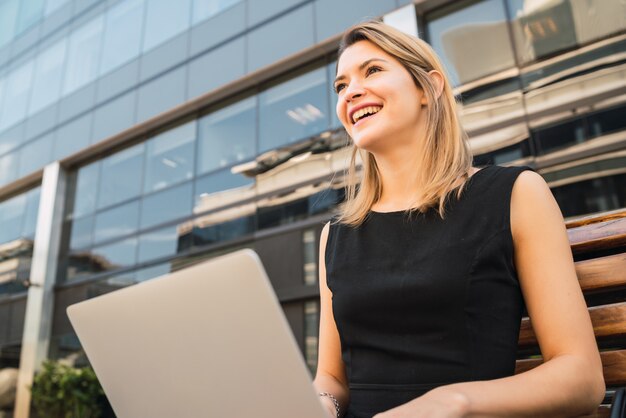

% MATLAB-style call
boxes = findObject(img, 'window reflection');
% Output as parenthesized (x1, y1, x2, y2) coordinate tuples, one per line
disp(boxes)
(21, 187, 41, 239)
(327, 62, 342, 130)
(259, 67, 330, 153)
(143, 0, 191, 52)
(97, 143, 144, 210)
(62, 16, 104, 95)
(191, 209, 256, 247)
(100, 0, 145, 76)
(138, 225, 191, 263)
(16, 0, 44, 35)
(303, 229, 317, 285)
(144, 122, 195, 193)
(140, 182, 193, 230)
(93, 201, 140, 244)
(69, 215, 94, 251)
(552, 173, 626, 218)
(193, 168, 255, 215)
(304, 300, 319, 375)
(192, 0, 242, 24)
(29, 38, 67, 115)
(0, 0, 19, 48)
(0, 193, 26, 244)
(197, 97, 256, 176)
(427, 0, 515, 87)
(0, 60, 34, 130)
(91, 237, 138, 271)
(71, 162, 100, 219)
(135, 262, 171, 282)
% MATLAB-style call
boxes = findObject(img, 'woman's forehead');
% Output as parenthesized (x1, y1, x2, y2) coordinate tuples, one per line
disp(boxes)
(336, 41, 393, 74)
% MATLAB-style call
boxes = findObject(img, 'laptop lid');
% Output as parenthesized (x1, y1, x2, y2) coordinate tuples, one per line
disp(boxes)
(67, 249, 327, 418)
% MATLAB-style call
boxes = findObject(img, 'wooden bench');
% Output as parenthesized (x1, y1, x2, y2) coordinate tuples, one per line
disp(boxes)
(514, 209, 626, 417)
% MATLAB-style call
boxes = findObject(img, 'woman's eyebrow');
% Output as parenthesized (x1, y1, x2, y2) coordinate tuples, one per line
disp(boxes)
(334, 58, 389, 85)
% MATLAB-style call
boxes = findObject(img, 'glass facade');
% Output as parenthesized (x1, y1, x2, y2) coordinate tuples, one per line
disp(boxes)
(0, 2, 624, 413)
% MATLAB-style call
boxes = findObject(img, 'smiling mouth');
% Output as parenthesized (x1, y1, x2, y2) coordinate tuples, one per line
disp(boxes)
(351, 106, 382, 124)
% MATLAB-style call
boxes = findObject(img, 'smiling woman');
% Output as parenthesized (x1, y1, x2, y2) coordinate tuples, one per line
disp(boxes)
(312, 21, 605, 418)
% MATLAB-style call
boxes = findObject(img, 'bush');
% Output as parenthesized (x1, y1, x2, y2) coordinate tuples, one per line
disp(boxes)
(30, 360, 105, 418)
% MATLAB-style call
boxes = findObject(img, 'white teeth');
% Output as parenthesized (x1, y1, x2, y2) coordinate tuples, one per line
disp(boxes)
(352, 106, 382, 124)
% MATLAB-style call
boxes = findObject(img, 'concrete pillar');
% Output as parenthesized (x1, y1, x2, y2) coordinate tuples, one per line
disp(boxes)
(14, 162, 66, 418)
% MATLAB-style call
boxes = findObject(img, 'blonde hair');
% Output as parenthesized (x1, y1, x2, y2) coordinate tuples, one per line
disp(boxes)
(333, 21, 473, 227)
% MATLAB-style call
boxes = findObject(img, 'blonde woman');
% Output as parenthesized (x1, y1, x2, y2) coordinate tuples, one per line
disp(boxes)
(313, 21, 604, 418)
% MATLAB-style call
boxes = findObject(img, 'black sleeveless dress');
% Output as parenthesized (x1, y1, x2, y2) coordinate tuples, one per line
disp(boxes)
(325, 165, 534, 418)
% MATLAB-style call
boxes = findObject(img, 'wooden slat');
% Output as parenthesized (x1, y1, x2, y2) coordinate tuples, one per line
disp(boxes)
(519, 302, 626, 347)
(567, 217, 626, 254)
(516, 350, 626, 386)
(566, 209, 626, 229)
(576, 253, 626, 292)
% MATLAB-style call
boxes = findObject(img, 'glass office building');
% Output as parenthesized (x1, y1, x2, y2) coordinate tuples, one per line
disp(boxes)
(0, 0, 624, 414)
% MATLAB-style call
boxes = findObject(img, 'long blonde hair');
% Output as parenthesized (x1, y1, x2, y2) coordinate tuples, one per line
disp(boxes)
(333, 21, 473, 226)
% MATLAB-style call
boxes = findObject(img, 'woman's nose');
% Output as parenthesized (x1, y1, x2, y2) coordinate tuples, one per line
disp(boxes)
(344, 82, 365, 102)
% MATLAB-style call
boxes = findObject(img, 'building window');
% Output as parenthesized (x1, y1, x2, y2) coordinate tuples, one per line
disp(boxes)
(303, 229, 317, 286)
(259, 67, 330, 153)
(304, 300, 320, 375)
(426, 0, 515, 87)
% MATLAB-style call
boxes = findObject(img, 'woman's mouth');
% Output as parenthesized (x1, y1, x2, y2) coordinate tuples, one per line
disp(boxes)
(353, 107, 381, 128)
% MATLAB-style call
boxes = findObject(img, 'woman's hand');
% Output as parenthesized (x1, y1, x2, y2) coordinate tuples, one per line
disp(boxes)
(373, 387, 470, 418)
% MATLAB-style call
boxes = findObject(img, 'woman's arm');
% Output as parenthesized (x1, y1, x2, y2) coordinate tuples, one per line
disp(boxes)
(375, 171, 605, 418)
(313, 222, 350, 417)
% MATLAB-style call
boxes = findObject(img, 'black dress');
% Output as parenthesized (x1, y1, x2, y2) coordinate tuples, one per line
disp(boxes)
(325, 165, 534, 418)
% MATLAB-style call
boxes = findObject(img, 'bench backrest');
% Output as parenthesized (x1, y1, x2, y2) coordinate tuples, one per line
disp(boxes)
(515, 209, 626, 417)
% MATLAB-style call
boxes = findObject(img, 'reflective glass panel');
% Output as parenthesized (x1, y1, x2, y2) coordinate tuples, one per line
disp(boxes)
(140, 182, 192, 230)
(0, 152, 18, 186)
(0, 193, 26, 244)
(259, 67, 329, 153)
(588, 103, 626, 139)
(327, 61, 342, 130)
(72, 161, 100, 218)
(507, 0, 578, 64)
(29, 38, 67, 115)
(91, 237, 138, 271)
(192, 213, 255, 246)
(303, 229, 317, 285)
(21, 187, 40, 239)
(63, 16, 104, 95)
(144, 121, 195, 193)
(142, 0, 191, 52)
(16, 0, 45, 34)
(193, 168, 254, 214)
(0, 0, 19, 47)
(45, 0, 69, 15)
(552, 173, 626, 218)
(97, 143, 144, 209)
(137, 225, 184, 263)
(427, 0, 515, 86)
(100, 0, 145, 75)
(532, 118, 586, 155)
(93, 200, 140, 244)
(18, 133, 54, 177)
(135, 262, 171, 282)
(197, 97, 256, 175)
(0, 60, 35, 130)
(69, 215, 93, 251)
(304, 300, 319, 374)
(192, 0, 241, 24)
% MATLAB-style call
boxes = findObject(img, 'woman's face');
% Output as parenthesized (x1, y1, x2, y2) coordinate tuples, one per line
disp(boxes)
(334, 40, 427, 152)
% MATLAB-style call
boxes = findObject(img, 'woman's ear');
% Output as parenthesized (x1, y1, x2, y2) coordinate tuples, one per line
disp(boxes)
(420, 70, 445, 105)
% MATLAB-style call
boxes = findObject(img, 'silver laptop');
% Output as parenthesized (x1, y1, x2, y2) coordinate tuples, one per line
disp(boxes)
(67, 249, 328, 418)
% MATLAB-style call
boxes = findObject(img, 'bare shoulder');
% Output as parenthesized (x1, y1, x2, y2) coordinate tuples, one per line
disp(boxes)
(510, 170, 564, 243)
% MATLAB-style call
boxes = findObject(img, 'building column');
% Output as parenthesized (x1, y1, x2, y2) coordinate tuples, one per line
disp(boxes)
(14, 162, 66, 418)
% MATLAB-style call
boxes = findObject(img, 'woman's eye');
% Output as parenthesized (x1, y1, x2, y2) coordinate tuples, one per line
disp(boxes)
(334, 83, 346, 94)
(366, 66, 382, 75)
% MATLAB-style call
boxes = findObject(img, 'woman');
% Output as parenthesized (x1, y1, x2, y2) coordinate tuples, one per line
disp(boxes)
(313, 21, 605, 418)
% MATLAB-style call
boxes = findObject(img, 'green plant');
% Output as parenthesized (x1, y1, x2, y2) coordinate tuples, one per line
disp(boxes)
(30, 360, 105, 418)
